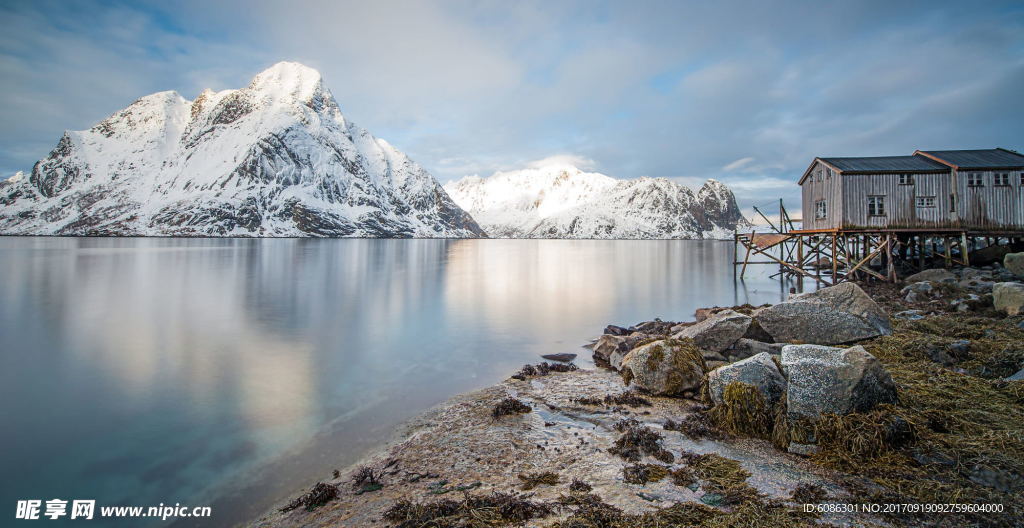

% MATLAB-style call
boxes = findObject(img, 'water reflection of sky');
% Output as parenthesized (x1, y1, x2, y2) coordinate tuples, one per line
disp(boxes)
(0, 237, 799, 526)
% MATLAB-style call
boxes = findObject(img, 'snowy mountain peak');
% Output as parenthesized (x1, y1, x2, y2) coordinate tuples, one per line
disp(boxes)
(444, 165, 748, 239)
(246, 61, 329, 107)
(0, 63, 483, 238)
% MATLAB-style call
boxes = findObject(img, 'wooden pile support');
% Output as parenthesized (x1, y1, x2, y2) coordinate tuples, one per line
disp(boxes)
(734, 228, 1021, 285)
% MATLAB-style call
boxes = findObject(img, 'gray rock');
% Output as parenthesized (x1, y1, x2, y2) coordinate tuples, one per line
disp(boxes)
(958, 278, 994, 293)
(603, 325, 631, 336)
(706, 352, 786, 407)
(593, 334, 653, 370)
(1004, 368, 1024, 382)
(925, 345, 957, 366)
(705, 360, 728, 371)
(541, 353, 577, 363)
(727, 338, 785, 361)
(950, 293, 992, 313)
(904, 291, 927, 303)
(633, 319, 678, 335)
(901, 281, 934, 295)
(754, 283, 892, 345)
(994, 282, 1024, 316)
(904, 268, 955, 283)
(620, 339, 706, 396)
(1003, 252, 1024, 277)
(672, 309, 751, 353)
(781, 344, 897, 422)
(960, 268, 994, 281)
(894, 310, 926, 321)
(946, 339, 971, 358)
(701, 350, 728, 363)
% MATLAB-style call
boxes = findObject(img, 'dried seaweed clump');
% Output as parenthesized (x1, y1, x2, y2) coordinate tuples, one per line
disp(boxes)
(790, 483, 827, 504)
(512, 361, 578, 380)
(382, 492, 554, 528)
(676, 451, 762, 506)
(707, 382, 775, 438)
(279, 482, 338, 513)
(352, 465, 384, 494)
(492, 397, 531, 418)
(812, 404, 916, 461)
(575, 392, 652, 407)
(664, 406, 725, 440)
(622, 463, 669, 485)
(518, 471, 559, 490)
(608, 422, 674, 463)
(568, 478, 592, 493)
(550, 492, 817, 528)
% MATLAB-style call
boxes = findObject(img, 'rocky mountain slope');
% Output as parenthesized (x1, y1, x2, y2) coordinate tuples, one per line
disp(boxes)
(0, 62, 484, 237)
(443, 164, 748, 239)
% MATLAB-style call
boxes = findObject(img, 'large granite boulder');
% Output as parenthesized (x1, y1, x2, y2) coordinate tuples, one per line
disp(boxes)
(1004, 253, 1024, 278)
(706, 352, 786, 407)
(781, 344, 897, 421)
(593, 334, 653, 369)
(620, 339, 706, 396)
(672, 309, 751, 353)
(726, 338, 785, 362)
(993, 282, 1024, 316)
(905, 268, 955, 284)
(753, 283, 891, 345)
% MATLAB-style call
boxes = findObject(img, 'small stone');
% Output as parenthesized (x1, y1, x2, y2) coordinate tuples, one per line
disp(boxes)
(1006, 368, 1024, 382)
(541, 353, 577, 362)
(905, 268, 956, 283)
(994, 282, 1024, 316)
(894, 310, 926, 321)
(1004, 252, 1024, 277)
(947, 339, 971, 357)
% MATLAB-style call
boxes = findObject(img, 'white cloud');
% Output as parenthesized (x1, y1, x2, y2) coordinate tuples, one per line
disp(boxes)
(723, 157, 755, 171)
(525, 154, 597, 171)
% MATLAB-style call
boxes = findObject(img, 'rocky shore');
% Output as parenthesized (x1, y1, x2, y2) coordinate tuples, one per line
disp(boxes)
(250, 254, 1024, 528)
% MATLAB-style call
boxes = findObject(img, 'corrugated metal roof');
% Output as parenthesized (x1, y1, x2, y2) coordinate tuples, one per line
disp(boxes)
(819, 155, 948, 173)
(917, 148, 1024, 169)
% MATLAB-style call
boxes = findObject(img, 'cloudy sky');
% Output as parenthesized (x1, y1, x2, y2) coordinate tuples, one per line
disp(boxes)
(1, 0, 1022, 217)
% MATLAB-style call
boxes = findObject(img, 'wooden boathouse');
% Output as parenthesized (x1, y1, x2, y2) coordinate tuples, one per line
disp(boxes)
(735, 148, 1024, 284)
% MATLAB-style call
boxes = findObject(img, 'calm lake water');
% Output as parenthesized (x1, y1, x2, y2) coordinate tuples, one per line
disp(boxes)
(0, 237, 798, 526)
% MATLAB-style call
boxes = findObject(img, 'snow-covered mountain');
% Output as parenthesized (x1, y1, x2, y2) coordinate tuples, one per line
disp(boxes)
(0, 62, 484, 237)
(443, 164, 748, 239)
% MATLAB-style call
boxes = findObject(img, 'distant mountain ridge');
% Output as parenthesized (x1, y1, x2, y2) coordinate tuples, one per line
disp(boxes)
(0, 62, 484, 237)
(443, 164, 748, 239)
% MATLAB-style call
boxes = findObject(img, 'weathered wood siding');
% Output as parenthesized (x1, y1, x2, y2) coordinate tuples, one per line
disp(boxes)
(800, 161, 842, 230)
(955, 170, 1024, 230)
(840, 173, 953, 229)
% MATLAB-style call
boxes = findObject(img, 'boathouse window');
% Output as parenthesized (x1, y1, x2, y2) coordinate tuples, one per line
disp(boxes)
(867, 195, 886, 216)
(816, 169, 822, 182)
(967, 173, 984, 187)
(915, 196, 935, 208)
(898, 174, 913, 185)
(815, 200, 827, 219)
(994, 172, 1010, 186)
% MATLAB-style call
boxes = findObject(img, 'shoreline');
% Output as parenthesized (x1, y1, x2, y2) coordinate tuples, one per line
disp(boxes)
(249, 264, 1024, 528)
